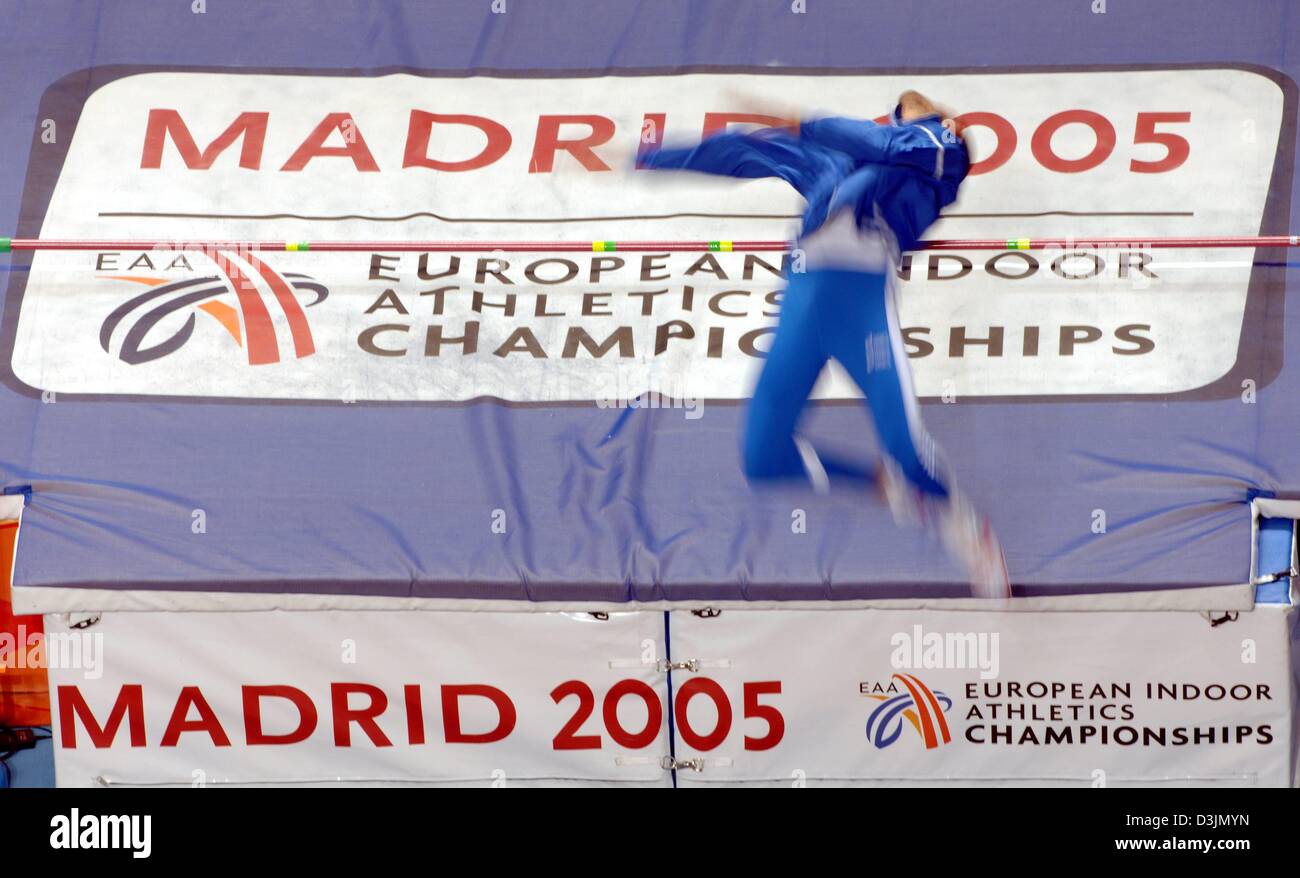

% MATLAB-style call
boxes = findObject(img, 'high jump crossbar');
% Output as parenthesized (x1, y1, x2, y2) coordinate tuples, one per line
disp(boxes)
(2, 236, 1298, 253)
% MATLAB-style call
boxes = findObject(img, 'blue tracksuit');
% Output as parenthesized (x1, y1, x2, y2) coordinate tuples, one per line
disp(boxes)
(640, 112, 967, 250)
(640, 112, 969, 496)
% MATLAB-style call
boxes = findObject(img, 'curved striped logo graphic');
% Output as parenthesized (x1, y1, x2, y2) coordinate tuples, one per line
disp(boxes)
(864, 673, 953, 750)
(97, 250, 328, 366)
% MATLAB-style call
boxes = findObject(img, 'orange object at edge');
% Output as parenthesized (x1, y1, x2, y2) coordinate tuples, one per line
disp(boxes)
(0, 517, 50, 726)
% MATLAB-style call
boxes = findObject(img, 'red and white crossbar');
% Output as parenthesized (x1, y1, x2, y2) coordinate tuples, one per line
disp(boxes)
(2, 235, 1299, 253)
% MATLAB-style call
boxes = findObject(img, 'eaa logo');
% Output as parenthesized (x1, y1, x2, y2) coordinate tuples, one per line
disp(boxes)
(861, 673, 953, 750)
(97, 249, 328, 365)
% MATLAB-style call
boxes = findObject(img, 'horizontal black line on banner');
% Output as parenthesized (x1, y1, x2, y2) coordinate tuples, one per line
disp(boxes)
(96, 209, 1196, 223)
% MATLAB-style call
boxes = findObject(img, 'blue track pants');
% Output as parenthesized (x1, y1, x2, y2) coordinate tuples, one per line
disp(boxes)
(742, 268, 950, 499)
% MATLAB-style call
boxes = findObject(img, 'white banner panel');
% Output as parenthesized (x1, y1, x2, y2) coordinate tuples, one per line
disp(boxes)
(668, 607, 1296, 786)
(47, 610, 671, 787)
(9, 68, 1284, 401)
(47, 606, 1297, 786)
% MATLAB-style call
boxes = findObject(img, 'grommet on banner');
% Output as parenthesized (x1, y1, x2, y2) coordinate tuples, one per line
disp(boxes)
(661, 756, 705, 772)
(607, 657, 732, 673)
(62, 613, 102, 630)
(1252, 567, 1296, 585)
(659, 756, 733, 773)
(662, 658, 733, 673)
(1203, 610, 1239, 628)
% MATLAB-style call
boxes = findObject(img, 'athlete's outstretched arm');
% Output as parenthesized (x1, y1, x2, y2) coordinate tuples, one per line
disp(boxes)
(638, 131, 795, 180)
(638, 129, 850, 197)
(796, 116, 900, 164)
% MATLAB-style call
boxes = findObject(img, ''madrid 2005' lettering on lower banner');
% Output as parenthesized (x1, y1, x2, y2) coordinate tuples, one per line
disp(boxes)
(7, 68, 1287, 401)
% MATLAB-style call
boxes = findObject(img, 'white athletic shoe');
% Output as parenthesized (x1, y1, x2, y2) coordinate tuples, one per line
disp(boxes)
(938, 494, 1012, 599)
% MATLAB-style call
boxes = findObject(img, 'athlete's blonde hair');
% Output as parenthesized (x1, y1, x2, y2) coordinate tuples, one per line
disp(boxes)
(897, 90, 966, 140)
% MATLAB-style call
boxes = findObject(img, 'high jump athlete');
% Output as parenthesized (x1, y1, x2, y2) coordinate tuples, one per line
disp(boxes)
(638, 90, 1011, 598)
